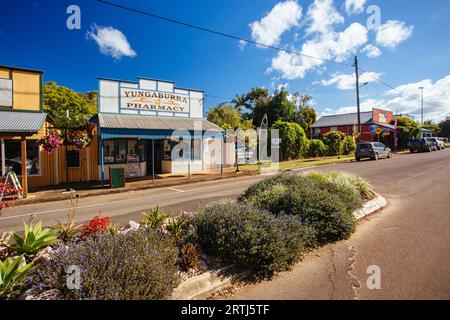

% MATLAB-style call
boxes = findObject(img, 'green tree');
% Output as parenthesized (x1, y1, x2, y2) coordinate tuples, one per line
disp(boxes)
(391, 117, 421, 147)
(423, 120, 440, 136)
(297, 105, 317, 138)
(231, 94, 250, 114)
(308, 139, 328, 158)
(267, 90, 296, 125)
(207, 104, 254, 130)
(342, 135, 356, 155)
(322, 131, 346, 157)
(439, 118, 450, 138)
(272, 120, 308, 160)
(43, 82, 97, 128)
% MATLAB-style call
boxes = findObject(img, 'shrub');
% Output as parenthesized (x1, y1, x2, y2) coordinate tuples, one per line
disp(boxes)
(240, 173, 360, 244)
(191, 201, 307, 277)
(272, 120, 308, 160)
(165, 216, 187, 245)
(81, 213, 111, 238)
(326, 171, 372, 200)
(322, 131, 346, 156)
(8, 222, 58, 258)
(30, 229, 179, 300)
(141, 206, 168, 230)
(342, 135, 356, 155)
(0, 255, 33, 300)
(178, 244, 201, 271)
(307, 139, 328, 158)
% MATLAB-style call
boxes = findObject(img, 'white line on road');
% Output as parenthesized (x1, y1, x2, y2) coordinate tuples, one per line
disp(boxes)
(0, 179, 260, 221)
(166, 187, 185, 193)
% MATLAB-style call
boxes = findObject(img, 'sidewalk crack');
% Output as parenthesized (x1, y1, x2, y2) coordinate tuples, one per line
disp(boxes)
(347, 244, 360, 300)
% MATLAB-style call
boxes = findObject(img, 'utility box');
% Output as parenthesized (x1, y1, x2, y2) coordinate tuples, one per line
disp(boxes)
(109, 167, 125, 189)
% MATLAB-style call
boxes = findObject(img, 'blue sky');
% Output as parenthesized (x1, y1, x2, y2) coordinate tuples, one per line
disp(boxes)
(1, 0, 449, 121)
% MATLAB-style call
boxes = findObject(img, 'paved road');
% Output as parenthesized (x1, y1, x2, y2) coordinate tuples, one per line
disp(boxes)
(1, 149, 449, 299)
(227, 149, 450, 300)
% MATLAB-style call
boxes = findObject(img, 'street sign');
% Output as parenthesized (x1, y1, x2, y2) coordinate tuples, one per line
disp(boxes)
(376, 128, 383, 135)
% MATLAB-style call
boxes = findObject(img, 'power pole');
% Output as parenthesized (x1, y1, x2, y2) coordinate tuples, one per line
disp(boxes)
(354, 56, 362, 143)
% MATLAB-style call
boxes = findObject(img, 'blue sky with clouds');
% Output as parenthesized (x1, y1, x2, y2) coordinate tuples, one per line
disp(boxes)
(1, 0, 449, 121)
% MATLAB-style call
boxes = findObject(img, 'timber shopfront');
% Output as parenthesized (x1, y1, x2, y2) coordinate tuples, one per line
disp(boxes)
(0, 65, 99, 194)
(94, 77, 229, 185)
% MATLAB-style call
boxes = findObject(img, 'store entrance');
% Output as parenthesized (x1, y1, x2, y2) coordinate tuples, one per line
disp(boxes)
(146, 139, 164, 175)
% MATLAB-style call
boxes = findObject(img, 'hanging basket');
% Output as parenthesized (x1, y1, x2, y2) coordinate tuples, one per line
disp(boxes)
(37, 133, 63, 154)
(66, 130, 91, 149)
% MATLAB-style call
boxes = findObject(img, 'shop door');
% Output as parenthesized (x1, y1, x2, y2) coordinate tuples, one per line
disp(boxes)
(147, 140, 163, 175)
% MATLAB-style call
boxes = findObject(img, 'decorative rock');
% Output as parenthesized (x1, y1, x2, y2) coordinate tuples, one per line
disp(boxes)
(33, 289, 62, 300)
(33, 246, 55, 265)
(128, 220, 140, 231)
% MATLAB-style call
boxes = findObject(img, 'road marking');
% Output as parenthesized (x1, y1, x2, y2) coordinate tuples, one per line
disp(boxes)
(166, 187, 185, 193)
(0, 179, 261, 221)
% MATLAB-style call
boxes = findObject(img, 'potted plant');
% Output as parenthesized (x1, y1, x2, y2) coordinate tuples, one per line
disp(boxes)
(37, 133, 62, 154)
(66, 130, 91, 149)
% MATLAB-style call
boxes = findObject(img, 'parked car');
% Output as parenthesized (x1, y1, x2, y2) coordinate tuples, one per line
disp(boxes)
(427, 137, 445, 150)
(408, 138, 435, 153)
(355, 142, 393, 161)
(425, 138, 440, 151)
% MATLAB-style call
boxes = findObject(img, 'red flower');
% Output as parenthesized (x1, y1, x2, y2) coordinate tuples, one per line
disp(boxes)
(81, 213, 111, 238)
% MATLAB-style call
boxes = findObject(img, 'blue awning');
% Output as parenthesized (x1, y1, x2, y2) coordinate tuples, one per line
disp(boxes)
(100, 128, 197, 140)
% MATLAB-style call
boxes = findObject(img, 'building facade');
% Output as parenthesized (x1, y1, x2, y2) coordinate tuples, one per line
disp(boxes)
(93, 77, 230, 184)
(0, 66, 99, 195)
(312, 108, 396, 145)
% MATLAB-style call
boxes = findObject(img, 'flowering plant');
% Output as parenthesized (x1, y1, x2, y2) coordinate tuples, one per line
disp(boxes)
(81, 212, 111, 238)
(66, 130, 91, 149)
(37, 134, 62, 154)
(0, 183, 22, 215)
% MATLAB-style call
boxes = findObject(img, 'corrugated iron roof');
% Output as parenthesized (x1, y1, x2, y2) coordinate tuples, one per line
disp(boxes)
(96, 113, 223, 132)
(0, 111, 47, 133)
(312, 112, 373, 128)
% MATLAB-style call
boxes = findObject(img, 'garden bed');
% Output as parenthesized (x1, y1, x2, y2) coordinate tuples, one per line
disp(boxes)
(0, 171, 382, 300)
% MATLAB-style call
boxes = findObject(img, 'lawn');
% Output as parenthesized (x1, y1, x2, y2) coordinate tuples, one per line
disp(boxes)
(239, 155, 354, 173)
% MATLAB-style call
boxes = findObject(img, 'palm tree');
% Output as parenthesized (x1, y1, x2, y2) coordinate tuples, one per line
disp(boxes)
(231, 94, 250, 114)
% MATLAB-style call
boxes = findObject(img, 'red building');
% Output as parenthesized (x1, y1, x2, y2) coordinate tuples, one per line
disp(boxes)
(312, 108, 396, 146)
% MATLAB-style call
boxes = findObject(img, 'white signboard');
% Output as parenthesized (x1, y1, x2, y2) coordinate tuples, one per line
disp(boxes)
(120, 88, 189, 113)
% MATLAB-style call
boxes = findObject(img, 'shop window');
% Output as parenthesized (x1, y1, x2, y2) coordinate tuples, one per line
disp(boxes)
(115, 141, 127, 163)
(104, 141, 115, 164)
(66, 150, 80, 168)
(128, 140, 138, 156)
(103, 140, 145, 164)
(0, 78, 13, 107)
(138, 141, 145, 162)
(3, 140, 40, 176)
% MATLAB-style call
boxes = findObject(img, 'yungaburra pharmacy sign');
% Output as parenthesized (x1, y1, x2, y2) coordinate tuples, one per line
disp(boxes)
(120, 88, 189, 113)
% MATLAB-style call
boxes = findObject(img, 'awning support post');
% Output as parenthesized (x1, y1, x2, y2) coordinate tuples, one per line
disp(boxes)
(101, 140, 105, 187)
(152, 139, 155, 184)
(220, 133, 224, 176)
(21, 137, 28, 198)
(1, 139, 5, 177)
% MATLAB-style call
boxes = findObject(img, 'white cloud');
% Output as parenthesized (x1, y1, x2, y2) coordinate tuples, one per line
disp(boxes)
(320, 75, 450, 122)
(318, 71, 382, 90)
(345, 0, 367, 15)
(361, 44, 382, 58)
(86, 25, 137, 59)
(270, 22, 368, 80)
(238, 40, 247, 50)
(306, 0, 344, 35)
(376, 20, 414, 49)
(250, 0, 302, 47)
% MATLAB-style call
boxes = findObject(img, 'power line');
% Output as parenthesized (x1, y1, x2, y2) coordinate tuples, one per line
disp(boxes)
(357, 66, 446, 109)
(96, 0, 351, 67)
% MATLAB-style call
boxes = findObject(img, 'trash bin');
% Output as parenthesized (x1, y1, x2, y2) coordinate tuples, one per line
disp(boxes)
(109, 167, 126, 189)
